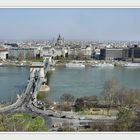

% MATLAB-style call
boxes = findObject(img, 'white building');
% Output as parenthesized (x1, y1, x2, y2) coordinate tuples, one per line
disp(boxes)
(81, 46, 92, 56)
(42, 47, 56, 57)
(0, 50, 8, 60)
(68, 45, 92, 58)
(8, 47, 38, 60)
(94, 48, 100, 55)
(42, 46, 68, 58)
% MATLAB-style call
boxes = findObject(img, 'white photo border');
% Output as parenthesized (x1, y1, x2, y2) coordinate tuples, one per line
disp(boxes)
(0, 0, 140, 140)
(0, 0, 140, 7)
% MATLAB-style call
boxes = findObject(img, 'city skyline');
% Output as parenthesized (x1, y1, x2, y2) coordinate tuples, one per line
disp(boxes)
(0, 8, 140, 41)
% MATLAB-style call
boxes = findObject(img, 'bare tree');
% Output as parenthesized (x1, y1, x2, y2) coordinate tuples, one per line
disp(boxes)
(59, 93, 75, 111)
(113, 107, 133, 131)
(60, 93, 75, 104)
(113, 87, 128, 106)
(123, 89, 140, 109)
(101, 77, 120, 115)
(75, 95, 98, 111)
(18, 52, 24, 61)
(42, 97, 53, 108)
(77, 51, 85, 60)
(25, 51, 34, 60)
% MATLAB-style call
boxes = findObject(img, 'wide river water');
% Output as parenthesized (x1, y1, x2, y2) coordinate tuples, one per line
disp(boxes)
(0, 66, 140, 102)
(47, 66, 140, 101)
(0, 67, 30, 102)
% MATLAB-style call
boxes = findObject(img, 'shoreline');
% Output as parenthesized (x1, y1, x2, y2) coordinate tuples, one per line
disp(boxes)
(1, 59, 140, 68)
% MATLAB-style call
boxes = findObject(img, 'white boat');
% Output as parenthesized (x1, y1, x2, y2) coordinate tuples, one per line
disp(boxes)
(16, 63, 25, 67)
(65, 63, 85, 68)
(49, 67, 55, 71)
(124, 63, 140, 67)
(92, 63, 114, 67)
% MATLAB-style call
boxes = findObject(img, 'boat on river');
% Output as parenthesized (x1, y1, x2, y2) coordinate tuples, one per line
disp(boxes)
(92, 62, 114, 67)
(0, 63, 3, 66)
(123, 62, 140, 67)
(65, 63, 85, 68)
(16, 63, 25, 67)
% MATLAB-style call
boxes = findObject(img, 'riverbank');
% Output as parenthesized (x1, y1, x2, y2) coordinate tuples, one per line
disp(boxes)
(55, 59, 136, 67)
(0, 58, 44, 67)
(1, 59, 140, 68)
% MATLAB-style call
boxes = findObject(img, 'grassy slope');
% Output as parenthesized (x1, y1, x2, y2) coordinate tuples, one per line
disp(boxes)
(0, 113, 48, 132)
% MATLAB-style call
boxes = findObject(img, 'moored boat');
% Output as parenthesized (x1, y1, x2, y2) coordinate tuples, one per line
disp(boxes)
(65, 63, 85, 68)
(0, 63, 3, 66)
(123, 62, 140, 67)
(92, 62, 114, 67)
(16, 63, 25, 67)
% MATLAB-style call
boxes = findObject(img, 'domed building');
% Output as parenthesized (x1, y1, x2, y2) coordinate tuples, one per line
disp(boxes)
(55, 34, 64, 46)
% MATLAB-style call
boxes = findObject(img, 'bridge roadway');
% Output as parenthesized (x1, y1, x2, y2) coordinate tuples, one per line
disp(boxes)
(0, 63, 116, 130)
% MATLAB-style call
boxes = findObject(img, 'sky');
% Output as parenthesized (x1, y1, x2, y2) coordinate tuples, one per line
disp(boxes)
(0, 8, 140, 41)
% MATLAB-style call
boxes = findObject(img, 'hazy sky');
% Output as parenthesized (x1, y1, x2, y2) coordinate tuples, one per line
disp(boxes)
(0, 8, 140, 41)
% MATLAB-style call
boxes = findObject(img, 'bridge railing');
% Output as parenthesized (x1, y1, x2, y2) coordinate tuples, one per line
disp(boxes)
(33, 75, 42, 97)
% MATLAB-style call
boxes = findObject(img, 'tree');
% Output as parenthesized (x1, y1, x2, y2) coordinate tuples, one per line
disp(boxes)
(18, 52, 24, 61)
(42, 97, 53, 108)
(113, 87, 128, 106)
(131, 104, 140, 131)
(113, 107, 133, 131)
(60, 93, 75, 104)
(75, 95, 98, 111)
(25, 51, 34, 60)
(77, 51, 85, 60)
(101, 77, 120, 115)
(74, 97, 85, 111)
(114, 88, 140, 109)
(124, 89, 140, 109)
(0, 114, 8, 131)
(59, 93, 75, 111)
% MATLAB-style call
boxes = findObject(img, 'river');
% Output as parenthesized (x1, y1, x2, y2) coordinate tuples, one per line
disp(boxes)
(0, 66, 30, 102)
(0, 66, 140, 102)
(47, 66, 140, 101)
